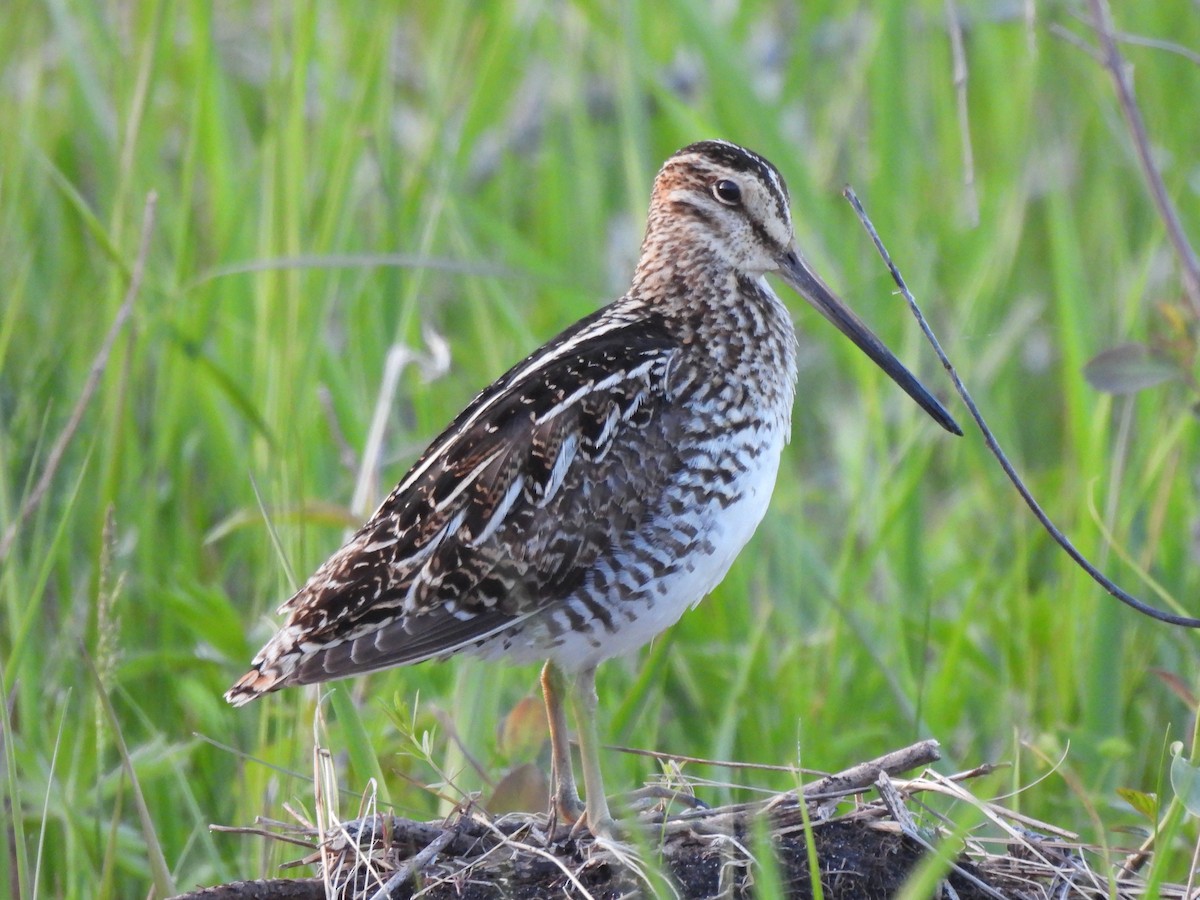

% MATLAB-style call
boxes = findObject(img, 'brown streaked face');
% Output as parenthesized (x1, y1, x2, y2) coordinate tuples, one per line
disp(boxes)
(655, 140, 961, 435)
(654, 141, 795, 275)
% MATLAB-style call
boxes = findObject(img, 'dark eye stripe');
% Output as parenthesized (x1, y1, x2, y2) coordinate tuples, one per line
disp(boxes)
(670, 199, 717, 227)
(679, 140, 790, 228)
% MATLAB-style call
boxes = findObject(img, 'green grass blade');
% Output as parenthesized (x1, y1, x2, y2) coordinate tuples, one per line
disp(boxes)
(83, 649, 176, 899)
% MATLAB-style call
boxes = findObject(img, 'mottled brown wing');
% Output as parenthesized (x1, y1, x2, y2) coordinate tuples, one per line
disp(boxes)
(228, 307, 680, 698)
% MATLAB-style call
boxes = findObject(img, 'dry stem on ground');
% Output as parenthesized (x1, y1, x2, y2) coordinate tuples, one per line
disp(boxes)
(176, 741, 1190, 900)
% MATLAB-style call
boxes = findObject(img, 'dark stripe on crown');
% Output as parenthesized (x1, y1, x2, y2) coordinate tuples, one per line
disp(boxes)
(677, 141, 776, 180)
(673, 140, 791, 232)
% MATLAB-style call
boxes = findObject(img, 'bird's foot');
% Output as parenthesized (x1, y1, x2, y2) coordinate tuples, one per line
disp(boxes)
(549, 793, 621, 841)
(575, 811, 618, 841)
(547, 790, 586, 840)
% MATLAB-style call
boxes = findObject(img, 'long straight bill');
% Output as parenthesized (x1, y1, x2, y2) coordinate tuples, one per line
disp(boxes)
(778, 249, 962, 436)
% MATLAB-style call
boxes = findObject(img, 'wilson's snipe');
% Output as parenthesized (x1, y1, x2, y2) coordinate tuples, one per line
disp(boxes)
(226, 140, 960, 836)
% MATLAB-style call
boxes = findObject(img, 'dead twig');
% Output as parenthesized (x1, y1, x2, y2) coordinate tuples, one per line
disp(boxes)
(843, 186, 1200, 629)
(1108, 30, 1200, 68)
(875, 772, 1008, 900)
(1086, 0, 1200, 316)
(603, 742, 825, 777)
(804, 738, 943, 800)
(366, 828, 454, 900)
(944, 0, 980, 227)
(194, 739, 1197, 899)
(1062, 6, 1200, 70)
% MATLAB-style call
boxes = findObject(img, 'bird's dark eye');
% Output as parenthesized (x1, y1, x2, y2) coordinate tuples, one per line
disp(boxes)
(712, 179, 741, 205)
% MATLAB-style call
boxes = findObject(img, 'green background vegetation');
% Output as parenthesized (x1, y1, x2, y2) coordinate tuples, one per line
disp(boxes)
(2, 1, 1199, 895)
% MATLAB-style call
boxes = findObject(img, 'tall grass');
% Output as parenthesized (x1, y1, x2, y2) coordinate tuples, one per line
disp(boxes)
(2, 1, 1198, 895)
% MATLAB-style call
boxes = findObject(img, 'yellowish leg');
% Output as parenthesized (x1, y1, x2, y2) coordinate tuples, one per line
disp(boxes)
(540, 661, 585, 824)
(568, 665, 615, 837)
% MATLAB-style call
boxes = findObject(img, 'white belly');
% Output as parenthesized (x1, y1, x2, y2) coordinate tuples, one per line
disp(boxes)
(536, 425, 788, 670)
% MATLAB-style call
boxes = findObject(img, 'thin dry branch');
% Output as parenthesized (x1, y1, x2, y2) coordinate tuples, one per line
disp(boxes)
(187, 741, 1193, 899)
(1086, 0, 1200, 316)
(366, 829, 454, 900)
(843, 185, 1200, 629)
(804, 738, 942, 800)
(945, 0, 980, 227)
(1108, 30, 1200, 68)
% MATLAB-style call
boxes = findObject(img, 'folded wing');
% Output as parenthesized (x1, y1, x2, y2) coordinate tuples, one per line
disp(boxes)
(226, 308, 680, 703)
